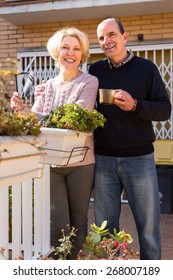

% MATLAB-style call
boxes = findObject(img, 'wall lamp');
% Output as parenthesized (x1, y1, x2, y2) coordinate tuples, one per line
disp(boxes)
(138, 33, 144, 41)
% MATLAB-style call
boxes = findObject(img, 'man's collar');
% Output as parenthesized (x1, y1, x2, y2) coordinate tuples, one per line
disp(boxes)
(108, 49, 134, 69)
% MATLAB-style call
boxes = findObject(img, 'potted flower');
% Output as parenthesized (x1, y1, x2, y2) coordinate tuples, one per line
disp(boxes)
(77, 221, 139, 260)
(0, 59, 45, 187)
(40, 103, 106, 166)
(42, 221, 138, 260)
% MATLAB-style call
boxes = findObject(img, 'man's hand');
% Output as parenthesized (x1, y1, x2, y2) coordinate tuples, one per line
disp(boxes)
(113, 89, 136, 111)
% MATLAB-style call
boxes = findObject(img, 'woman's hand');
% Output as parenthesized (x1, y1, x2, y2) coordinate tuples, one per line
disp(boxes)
(11, 92, 30, 115)
(11, 92, 25, 110)
(34, 80, 46, 100)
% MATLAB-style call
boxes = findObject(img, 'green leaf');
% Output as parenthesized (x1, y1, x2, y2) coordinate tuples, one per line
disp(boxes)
(100, 220, 108, 230)
(91, 232, 101, 243)
(41, 103, 106, 133)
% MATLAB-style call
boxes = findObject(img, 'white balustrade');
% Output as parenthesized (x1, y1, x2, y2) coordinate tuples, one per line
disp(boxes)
(0, 165, 51, 260)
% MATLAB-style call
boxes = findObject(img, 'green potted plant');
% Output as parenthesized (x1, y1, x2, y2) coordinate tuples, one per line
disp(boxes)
(40, 103, 106, 166)
(77, 221, 139, 260)
(0, 59, 45, 187)
(41, 220, 138, 260)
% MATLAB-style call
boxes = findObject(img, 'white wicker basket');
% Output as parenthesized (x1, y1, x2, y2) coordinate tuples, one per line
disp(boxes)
(40, 127, 90, 166)
(0, 135, 46, 187)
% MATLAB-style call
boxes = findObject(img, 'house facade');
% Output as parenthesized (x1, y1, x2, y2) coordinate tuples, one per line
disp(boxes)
(0, 0, 173, 154)
(0, 1, 173, 259)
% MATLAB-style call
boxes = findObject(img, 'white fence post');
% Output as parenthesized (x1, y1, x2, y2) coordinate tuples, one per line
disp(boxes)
(12, 183, 22, 260)
(0, 186, 9, 260)
(22, 180, 33, 260)
(33, 178, 42, 259)
(41, 165, 51, 256)
(0, 166, 51, 260)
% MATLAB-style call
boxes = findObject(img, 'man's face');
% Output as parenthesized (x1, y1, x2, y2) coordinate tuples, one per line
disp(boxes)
(97, 20, 128, 63)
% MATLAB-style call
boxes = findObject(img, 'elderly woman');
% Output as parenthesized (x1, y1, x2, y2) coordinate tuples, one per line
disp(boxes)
(11, 27, 98, 259)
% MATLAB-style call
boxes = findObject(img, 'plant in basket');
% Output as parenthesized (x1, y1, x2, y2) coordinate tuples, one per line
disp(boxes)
(0, 59, 45, 186)
(0, 100, 41, 137)
(41, 103, 106, 133)
(0, 58, 41, 137)
(40, 103, 106, 166)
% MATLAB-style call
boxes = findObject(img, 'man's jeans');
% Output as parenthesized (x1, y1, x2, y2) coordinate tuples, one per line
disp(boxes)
(94, 153, 161, 260)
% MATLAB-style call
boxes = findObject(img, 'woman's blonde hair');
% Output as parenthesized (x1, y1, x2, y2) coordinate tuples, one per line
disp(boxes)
(47, 27, 90, 67)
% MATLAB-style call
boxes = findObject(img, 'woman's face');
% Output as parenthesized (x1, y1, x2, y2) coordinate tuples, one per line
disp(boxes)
(58, 35, 82, 70)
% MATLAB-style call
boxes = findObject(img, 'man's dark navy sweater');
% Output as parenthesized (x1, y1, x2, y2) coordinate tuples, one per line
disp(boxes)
(89, 55, 171, 157)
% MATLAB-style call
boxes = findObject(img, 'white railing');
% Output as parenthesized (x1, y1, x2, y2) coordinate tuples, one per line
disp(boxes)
(0, 165, 51, 260)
